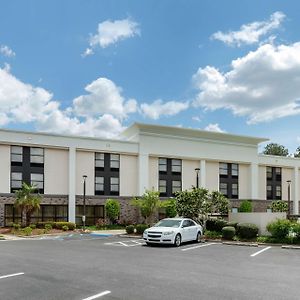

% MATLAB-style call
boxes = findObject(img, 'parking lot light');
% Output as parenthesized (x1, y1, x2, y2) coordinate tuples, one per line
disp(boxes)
(195, 168, 200, 188)
(82, 175, 87, 230)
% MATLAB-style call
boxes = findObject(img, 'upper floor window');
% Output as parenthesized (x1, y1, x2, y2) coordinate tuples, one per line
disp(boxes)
(11, 172, 22, 189)
(30, 147, 44, 165)
(95, 153, 104, 168)
(171, 159, 182, 173)
(219, 163, 228, 176)
(11, 146, 23, 166)
(159, 158, 167, 172)
(31, 173, 44, 193)
(110, 154, 120, 170)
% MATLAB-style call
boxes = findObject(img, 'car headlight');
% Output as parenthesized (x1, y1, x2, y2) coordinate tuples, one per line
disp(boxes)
(143, 230, 148, 235)
(163, 231, 174, 235)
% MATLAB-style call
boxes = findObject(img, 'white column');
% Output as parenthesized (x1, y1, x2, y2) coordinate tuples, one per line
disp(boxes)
(250, 163, 259, 200)
(293, 167, 299, 215)
(200, 160, 206, 188)
(68, 147, 76, 223)
(138, 153, 149, 196)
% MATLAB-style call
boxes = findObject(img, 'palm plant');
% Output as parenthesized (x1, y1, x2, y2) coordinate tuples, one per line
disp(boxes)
(14, 182, 41, 227)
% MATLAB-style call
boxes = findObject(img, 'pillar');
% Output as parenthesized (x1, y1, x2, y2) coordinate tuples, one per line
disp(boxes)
(68, 147, 76, 223)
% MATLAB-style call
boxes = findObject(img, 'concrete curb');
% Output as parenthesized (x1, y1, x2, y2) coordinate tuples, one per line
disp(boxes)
(222, 241, 258, 247)
(281, 245, 300, 250)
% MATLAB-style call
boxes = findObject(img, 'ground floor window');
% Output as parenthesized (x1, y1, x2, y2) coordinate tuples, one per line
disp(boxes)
(76, 205, 105, 226)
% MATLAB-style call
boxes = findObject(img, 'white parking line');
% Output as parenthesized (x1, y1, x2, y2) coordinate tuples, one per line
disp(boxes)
(0, 272, 24, 280)
(250, 246, 272, 257)
(181, 242, 217, 251)
(82, 290, 111, 300)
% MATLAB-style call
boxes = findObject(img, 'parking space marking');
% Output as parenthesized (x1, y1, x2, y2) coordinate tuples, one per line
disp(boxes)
(250, 246, 272, 257)
(82, 290, 111, 300)
(181, 242, 217, 251)
(105, 239, 144, 247)
(0, 272, 24, 280)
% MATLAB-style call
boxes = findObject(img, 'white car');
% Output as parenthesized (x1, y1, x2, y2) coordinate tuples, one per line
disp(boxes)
(143, 217, 203, 247)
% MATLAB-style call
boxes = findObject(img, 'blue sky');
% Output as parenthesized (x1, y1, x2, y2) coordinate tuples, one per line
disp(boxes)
(1, 0, 300, 154)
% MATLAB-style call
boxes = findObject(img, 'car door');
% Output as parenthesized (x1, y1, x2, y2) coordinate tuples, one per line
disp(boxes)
(181, 220, 191, 242)
(188, 220, 199, 240)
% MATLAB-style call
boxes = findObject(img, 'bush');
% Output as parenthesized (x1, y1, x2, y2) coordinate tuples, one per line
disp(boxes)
(22, 227, 32, 236)
(29, 224, 36, 229)
(54, 222, 76, 230)
(267, 219, 291, 239)
(204, 230, 222, 239)
(270, 200, 288, 212)
(292, 223, 300, 239)
(239, 200, 252, 212)
(105, 199, 121, 224)
(136, 224, 148, 234)
(236, 223, 258, 239)
(62, 225, 69, 231)
(36, 221, 55, 229)
(95, 218, 108, 229)
(227, 221, 238, 229)
(12, 223, 21, 230)
(126, 225, 135, 234)
(206, 219, 228, 232)
(162, 199, 177, 218)
(44, 224, 52, 231)
(222, 226, 236, 240)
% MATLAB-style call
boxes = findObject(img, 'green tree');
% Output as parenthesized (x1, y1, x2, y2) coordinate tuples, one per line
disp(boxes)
(14, 183, 41, 227)
(105, 199, 120, 224)
(161, 198, 177, 218)
(209, 191, 229, 215)
(294, 146, 300, 158)
(131, 190, 161, 224)
(263, 143, 289, 156)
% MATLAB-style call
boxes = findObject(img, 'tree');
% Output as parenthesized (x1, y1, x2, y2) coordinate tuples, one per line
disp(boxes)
(209, 191, 229, 215)
(14, 183, 41, 227)
(294, 146, 300, 158)
(263, 143, 289, 156)
(130, 190, 161, 224)
(160, 198, 177, 218)
(105, 199, 120, 224)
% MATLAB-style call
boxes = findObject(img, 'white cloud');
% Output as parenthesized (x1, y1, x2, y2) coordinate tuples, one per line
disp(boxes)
(73, 77, 137, 119)
(193, 42, 300, 124)
(140, 99, 189, 120)
(0, 66, 133, 138)
(192, 116, 201, 122)
(82, 18, 140, 56)
(204, 123, 225, 133)
(211, 11, 285, 47)
(0, 45, 15, 57)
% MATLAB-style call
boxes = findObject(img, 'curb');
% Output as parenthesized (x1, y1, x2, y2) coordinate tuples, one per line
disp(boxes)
(222, 241, 258, 247)
(119, 234, 142, 238)
(281, 245, 300, 250)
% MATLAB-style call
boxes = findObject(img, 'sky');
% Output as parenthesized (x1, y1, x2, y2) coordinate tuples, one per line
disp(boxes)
(1, 0, 300, 154)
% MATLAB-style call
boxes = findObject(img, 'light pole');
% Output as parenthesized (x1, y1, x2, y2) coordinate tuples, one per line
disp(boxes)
(82, 175, 87, 230)
(287, 180, 291, 219)
(195, 168, 200, 188)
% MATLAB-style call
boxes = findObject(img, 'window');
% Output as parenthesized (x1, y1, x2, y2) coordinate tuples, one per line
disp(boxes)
(159, 180, 167, 194)
(232, 164, 238, 177)
(171, 159, 182, 173)
(159, 158, 167, 172)
(266, 167, 282, 200)
(267, 185, 272, 199)
(220, 183, 227, 195)
(11, 172, 22, 189)
(11, 146, 23, 165)
(219, 163, 228, 176)
(275, 167, 281, 181)
(267, 167, 272, 179)
(110, 177, 119, 193)
(110, 154, 120, 169)
(276, 185, 281, 198)
(30, 147, 44, 164)
(232, 183, 238, 198)
(95, 176, 104, 193)
(95, 153, 104, 168)
(172, 180, 181, 194)
(30, 173, 44, 192)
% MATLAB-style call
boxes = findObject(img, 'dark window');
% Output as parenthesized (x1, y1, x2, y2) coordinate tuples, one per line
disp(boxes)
(219, 162, 238, 199)
(76, 205, 104, 226)
(95, 153, 119, 196)
(266, 167, 282, 200)
(159, 158, 182, 197)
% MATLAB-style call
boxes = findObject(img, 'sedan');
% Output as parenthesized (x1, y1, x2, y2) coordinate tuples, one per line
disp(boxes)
(143, 217, 203, 247)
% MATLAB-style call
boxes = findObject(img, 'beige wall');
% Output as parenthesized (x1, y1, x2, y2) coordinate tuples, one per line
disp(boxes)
(206, 161, 219, 191)
(0, 144, 10, 193)
(182, 159, 199, 190)
(44, 148, 69, 195)
(120, 155, 138, 197)
(239, 164, 250, 199)
(76, 151, 94, 196)
(258, 166, 266, 200)
(149, 157, 158, 191)
(282, 167, 293, 200)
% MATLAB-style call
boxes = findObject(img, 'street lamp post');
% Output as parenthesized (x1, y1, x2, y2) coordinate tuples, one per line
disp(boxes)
(82, 175, 87, 230)
(287, 180, 291, 219)
(195, 168, 200, 188)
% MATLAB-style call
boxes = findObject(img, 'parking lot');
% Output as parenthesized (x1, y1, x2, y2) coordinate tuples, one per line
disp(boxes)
(0, 234, 300, 300)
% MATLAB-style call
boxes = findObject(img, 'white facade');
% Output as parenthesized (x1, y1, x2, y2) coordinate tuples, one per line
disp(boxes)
(0, 123, 300, 225)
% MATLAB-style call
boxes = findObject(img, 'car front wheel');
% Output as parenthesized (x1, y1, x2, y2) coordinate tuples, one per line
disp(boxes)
(196, 231, 201, 243)
(174, 234, 181, 247)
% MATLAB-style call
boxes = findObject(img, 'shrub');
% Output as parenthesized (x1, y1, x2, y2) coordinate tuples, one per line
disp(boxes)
(36, 221, 55, 229)
(22, 227, 32, 236)
(29, 224, 36, 229)
(95, 218, 108, 229)
(126, 225, 135, 234)
(206, 219, 227, 232)
(236, 223, 258, 239)
(136, 224, 148, 234)
(267, 219, 291, 239)
(44, 224, 52, 231)
(239, 200, 252, 212)
(105, 199, 121, 224)
(161, 199, 177, 218)
(227, 221, 238, 229)
(12, 223, 21, 230)
(54, 222, 76, 230)
(62, 225, 69, 231)
(270, 200, 288, 212)
(292, 223, 300, 238)
(222, 226, 236, 240)
(204, 230, 222, 239)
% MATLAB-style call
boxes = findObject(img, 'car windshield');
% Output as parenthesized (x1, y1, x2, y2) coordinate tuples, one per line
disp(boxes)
(154, 219, 182, 228)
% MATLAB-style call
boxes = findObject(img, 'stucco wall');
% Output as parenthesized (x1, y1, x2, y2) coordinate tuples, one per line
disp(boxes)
(206, 161, 219, 191)
(120, 155, 138, 197)
(182, 159, 199, 190)
(149, 156, 158, 191)
(239, 164, 250, 199)
(76, 151, 94, 196)
(44, 148, 69, 195)
(0, 145, 10, 193)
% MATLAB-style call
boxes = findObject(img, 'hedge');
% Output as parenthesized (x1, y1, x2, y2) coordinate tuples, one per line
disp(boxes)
(236, 223, 258, 239)
(222, 226, 236, 240)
